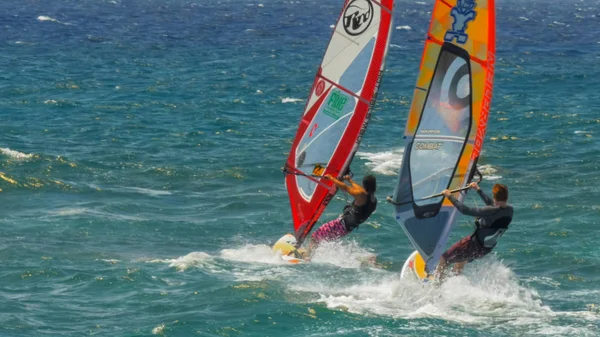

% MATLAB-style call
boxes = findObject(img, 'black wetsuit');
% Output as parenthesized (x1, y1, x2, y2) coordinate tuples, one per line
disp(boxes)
(448, 190, 513, 248)
(341, 193, 377, 231)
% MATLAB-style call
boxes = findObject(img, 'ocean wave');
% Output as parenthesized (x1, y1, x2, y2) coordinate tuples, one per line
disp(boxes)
(115, 186, 172, 196)
(152, 324, 165, 335)
(292, 257, 598, 335)
(281, 97, 304, 103)
(221, 244, 285, 265)
(48, 208, 147, 221)
(356, 148, 403, 176)
(51, 208, 88, 216)
(37, 15, 73, 25)
(144, 252, 214, 272)
(305, 240, 378, 269)
(479, 164, 502, 181)
(0, 148, 34, 160)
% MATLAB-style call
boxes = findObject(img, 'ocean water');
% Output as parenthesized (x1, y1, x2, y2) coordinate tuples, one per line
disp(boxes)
(0, 0, 599, 336)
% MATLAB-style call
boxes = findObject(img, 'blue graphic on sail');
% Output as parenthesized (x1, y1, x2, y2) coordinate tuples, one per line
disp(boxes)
(444, 0, 477, 44)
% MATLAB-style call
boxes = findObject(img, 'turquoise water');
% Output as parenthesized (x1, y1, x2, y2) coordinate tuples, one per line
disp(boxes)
(1, 0, 599, 336)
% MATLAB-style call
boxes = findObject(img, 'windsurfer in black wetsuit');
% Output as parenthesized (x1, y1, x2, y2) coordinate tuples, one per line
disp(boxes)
(434, 182, 513, 280)
(303, 174, 377, 258)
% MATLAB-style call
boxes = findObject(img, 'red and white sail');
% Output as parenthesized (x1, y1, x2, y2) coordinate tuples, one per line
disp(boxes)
(284, 0, 395, 243)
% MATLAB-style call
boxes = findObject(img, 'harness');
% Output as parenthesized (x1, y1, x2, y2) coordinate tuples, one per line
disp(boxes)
(471, 216, 512, 248)
(341, 194, 377, 231)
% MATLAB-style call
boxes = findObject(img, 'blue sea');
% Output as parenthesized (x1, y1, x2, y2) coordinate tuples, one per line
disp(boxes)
(0, 0, 599, 336)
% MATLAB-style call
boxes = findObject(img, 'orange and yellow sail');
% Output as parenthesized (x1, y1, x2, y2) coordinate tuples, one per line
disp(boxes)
(391, 0, 496, 273)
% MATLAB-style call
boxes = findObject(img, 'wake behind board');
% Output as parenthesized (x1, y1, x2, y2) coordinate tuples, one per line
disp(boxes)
(272, 233, 381, 267)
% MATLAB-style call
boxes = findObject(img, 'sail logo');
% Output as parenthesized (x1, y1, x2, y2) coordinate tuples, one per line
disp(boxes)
(324, 90, 348, 119)
(315, 80, 325, 96)
(415, 142, 442, 151)
(343, 0, 374, 36)
(444, 0, 477, 44)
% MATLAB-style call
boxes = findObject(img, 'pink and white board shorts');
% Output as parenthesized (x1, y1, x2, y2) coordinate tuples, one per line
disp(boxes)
(311, 218, 349, 244)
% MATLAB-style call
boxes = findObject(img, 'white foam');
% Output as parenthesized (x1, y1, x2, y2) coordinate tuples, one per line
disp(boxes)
(99, 259, 120, 264)
(0, 148, 34, 160)
(118, 186, 172, 196)
(169, 252, 214, 271)
(218, 245, 306, 282)
(290, 258, 596, 334)
(356, 148, 403, 176)
(309, 240, 378, 269)
(356, 150, 500, 179)
(37, 16, 73, 25)
(390, 44, 401, 48)
(524, 276, 561, 288)
(220, 244, 284, 265)
(50, 208, 146, 221)
(396, 25, 412, 30)
(52, 208, 88, 216)
(478, 164, 502, 180)
(144, 240, 374, 282)
(37, 15, 57, 22)
(135, 244, 598, 334)
(281, 97, 304, 103)
(152, 323, 165, 335)
(145, 252, 214, 272)
(574, 130, 592, 134)
(218, 239, 380, 269)
(519, 16, 529, 21)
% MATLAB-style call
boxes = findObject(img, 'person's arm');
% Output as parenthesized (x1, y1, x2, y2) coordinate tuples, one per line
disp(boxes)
(477, 189, 494, 206)
(470, 182, 494, 206)
(344, 177, 366, 198)
(325, 175, 349, 192)
(442, 190, 500, 219)
(325, 175, 366, 199)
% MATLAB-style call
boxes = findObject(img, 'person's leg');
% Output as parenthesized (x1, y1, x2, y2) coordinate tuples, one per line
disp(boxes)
(306, 218, 349, 258)
(435, 255, 449, 279)
(451, 261, 468, 275)
(448, 240, 492, 275)
(303, 240, 316, 259)
(435, 236, 472, 282)
(452, 244, 492, 273)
